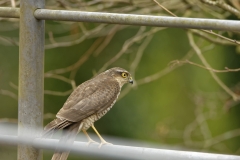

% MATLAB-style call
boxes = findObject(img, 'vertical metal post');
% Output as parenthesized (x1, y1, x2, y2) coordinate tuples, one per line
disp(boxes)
(18, 0, 45, 160)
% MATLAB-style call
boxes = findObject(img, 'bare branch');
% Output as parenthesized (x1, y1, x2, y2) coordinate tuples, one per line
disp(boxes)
(187, 32, 240, 101)
(0, 118, 17, 123)
(98, 26, 146, 73)
(152, 0, 240, 46)
(98, 27, 164, 73)
(170, 60, 240, 73)
(48, 31, 56, 44)
(43, 113, 56, 119)
(152, 0, 177, 17)
(190, 30, 237, 46)
(45, 24, 106, 49)
(0, 36, 19, 46)
(94, 25, 120, 57)
(44, 90, 72, 96)
(0, 113, 56, 124)
(130, 35, 153, 79)
(9, 82, 18, 90)
(200, 29, 240, 45)
(204, 128, 240, 148)
(137, 50, 194, 86)
(10, 0, 16, 8)
(200, 0, 240, 18)
(0, 89, 17, 100)
(119, 49, 194, 100)
(46, 37, 103, 75)
(45, 73, 73, 84)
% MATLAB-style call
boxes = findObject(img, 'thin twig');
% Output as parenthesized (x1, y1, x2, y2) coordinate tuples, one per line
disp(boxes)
(44, 90, 73, 96)
(169, 60, 240, 73)
(204, 128, 240, 148)
(119, 49, 194, 100)
(45, 24, 106, 49)
(98, 27, 164, 73)
(46, 37, 103, 75)
(152, 0, 240, 45)
(0, 118, 17, 123)
(94, 25, 120, 57)
(187, 32, 240, 101)
(130, 35, 153, 79)
(0, 89, 17, 100)
(10, 0, 15, 7)
(200, 0, 240, 18)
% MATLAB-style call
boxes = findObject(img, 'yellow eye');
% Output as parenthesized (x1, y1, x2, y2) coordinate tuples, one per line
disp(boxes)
(121, 72, 128, 78)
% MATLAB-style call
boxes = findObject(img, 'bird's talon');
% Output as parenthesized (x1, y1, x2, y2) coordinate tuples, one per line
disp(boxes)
(98, 141, 112, 148)
(87, 139, 99, 146)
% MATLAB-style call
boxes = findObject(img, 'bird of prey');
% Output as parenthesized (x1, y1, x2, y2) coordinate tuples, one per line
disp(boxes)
(42, 67, 133, 160)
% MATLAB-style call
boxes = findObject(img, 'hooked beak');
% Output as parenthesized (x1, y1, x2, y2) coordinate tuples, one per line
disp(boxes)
(129, 77, 133, 84)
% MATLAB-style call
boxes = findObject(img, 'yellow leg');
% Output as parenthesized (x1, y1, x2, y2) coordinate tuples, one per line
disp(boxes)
(83, 129, 98, 145)
(91, 124, 112, 147)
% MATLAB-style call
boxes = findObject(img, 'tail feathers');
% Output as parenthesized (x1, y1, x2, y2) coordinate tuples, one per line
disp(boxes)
(52, 152, 70, 160)
(51, 121, 83, 160)
(42, 118, 71, 138)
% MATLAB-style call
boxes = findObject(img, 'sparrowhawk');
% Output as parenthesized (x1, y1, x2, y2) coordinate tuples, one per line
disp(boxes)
(42, 67, 133, 160)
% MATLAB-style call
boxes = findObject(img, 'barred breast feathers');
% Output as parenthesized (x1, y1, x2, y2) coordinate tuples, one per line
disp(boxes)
(82, 84, 121, 130)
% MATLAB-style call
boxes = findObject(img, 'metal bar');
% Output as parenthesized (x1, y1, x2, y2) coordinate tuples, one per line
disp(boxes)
(18, 0, 44, 160)
(34, 9, 240, 31)
(0, 134, 240, 160)
(0, 7, 19, 18)
(0, 7, 240, 32)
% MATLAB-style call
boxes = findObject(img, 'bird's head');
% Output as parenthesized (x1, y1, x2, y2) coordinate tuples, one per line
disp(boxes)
(105, 67, 133, 87)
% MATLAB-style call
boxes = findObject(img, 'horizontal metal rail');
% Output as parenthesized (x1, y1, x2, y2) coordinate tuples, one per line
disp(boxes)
(0, 7, 19, 18)
(34, 9, 240, 31)
(0, 134, 240, 160)
(1, 7, 240, 31)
